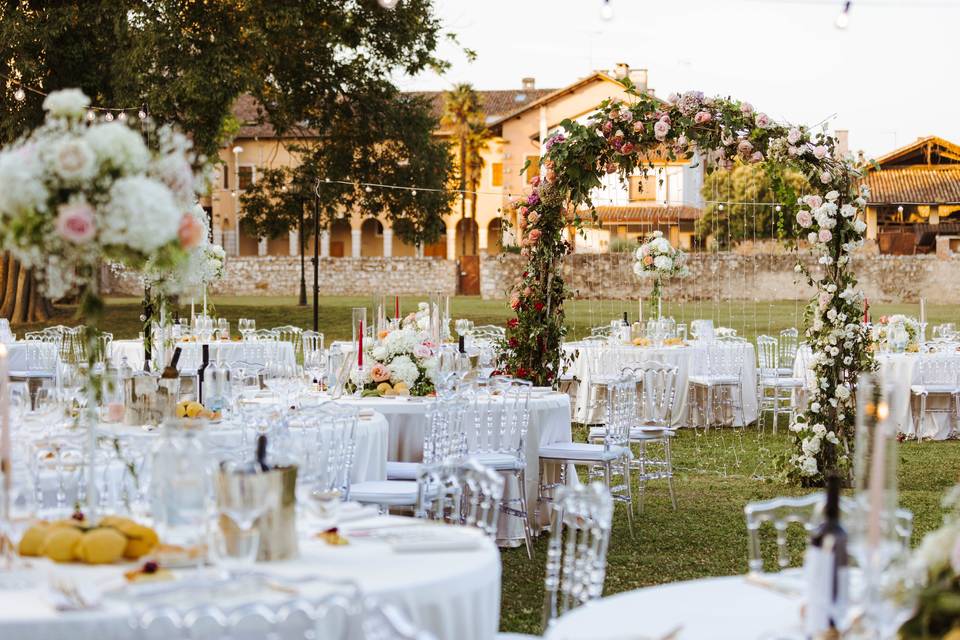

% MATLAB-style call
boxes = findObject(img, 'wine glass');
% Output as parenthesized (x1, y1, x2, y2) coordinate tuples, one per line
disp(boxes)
(0, 448, 38, 573)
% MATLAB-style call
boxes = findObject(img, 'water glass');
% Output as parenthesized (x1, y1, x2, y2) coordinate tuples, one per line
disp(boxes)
(208, 524, 259, 571)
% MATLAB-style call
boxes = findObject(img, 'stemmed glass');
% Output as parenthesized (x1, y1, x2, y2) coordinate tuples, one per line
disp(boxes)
(238, 318, 254, 341)
(477, 346, 496, 380)
(213, 461, 276, 572)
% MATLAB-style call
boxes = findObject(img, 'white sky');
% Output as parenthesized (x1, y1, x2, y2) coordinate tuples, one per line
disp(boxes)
(398, 0, 960, 157)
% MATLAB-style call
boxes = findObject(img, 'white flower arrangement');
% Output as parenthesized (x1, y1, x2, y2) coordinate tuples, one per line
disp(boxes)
(633, 230, 689, 279)
(349, 326, 438, 397)
(142, 203, 226, 296)
(0, 88, 202, 301)
(872, 314, 921, 351)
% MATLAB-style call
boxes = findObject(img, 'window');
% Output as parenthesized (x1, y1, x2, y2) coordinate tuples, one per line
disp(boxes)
(222, 166, 229, 189)
(629, 174, 658, 201)
(525, 156, 540, 184)
(491, 163, 503, 187)
(238, 165, 255, 190)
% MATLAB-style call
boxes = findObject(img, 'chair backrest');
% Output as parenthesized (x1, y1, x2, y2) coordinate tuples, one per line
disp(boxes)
(465, 377, 531, 463)
(756, 335, 779, 374)
(469, 324, 505, 342)
(744, 493, 914, 574)
(254, 328, 279, 342)
(601, 376, 635, 447)
(288, 402, 358, 499)
(690, 319, 715, 341)
(778, 328, 799, 370)
(917, 354, 960, 386)
(542, 482, 613, 628)
(415, 458, 503, 540)
(302, 330, 324, 357)
(623, 361, 680, 426)
(423, 391, 468, 465)
(705, 341, 748, 378)
(273, 325, 303, 357)
(589, 325, 612, 338)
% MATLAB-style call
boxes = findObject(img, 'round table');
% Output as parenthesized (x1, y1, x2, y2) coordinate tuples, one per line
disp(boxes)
(111, 339, 297, 371)
(0, 515, 502, 640)
(564, 341, 759, 426)
(335, 392, 573, 542)
(6, 341, 58, 376)
(545, 575, 801, 640)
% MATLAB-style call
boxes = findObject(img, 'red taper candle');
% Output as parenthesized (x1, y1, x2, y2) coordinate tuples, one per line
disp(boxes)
(358, 320, 363, 367)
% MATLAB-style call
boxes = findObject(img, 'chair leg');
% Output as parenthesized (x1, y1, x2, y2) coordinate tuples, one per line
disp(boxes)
(918, 394, 927, 439)
(516, 468, 533, 560)
(637, 440, 647, 516)
(665, 437, 677, 510)
(622, 457, 634, 538)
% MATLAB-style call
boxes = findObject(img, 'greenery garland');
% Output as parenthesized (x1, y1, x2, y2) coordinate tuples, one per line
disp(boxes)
(497, 82, 875, 485)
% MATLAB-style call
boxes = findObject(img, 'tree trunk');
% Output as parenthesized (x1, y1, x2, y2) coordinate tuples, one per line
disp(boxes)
(0, 253, 53, 324)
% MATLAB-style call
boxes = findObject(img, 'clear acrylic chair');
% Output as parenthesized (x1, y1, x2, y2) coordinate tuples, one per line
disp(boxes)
(756, 335, 803, 432)
(910, 354, 960, 439)
(415, 457, 504, 541)
(463, 377, 535, 557)
(539, 375, 634, 535)
(288, 402, 357, 505)
(469, 324, 506, 342)
(497, 482, 614, 640)
(744, 493, 914, 576)
(777, 328, 800, 376)
(301, 329, 324, 364)
(254, 328, 280, 342)
(386, 390, 468, 481)
(687, 340, 749, 428)
(595, 361, 679, 513)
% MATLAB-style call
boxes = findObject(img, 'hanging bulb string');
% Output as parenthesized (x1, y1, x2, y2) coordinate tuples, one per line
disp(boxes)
(0, 70, 146, 115)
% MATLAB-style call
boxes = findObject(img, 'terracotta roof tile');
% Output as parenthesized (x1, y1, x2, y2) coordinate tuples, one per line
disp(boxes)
(409, 88, 559, 124)
(571, 205, 702, 224)
(862, 166, 960, 205)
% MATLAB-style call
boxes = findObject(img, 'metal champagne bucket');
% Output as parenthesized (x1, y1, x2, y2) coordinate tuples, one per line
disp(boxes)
(216, 463, 299, 562)
(124, 371, 165, 425)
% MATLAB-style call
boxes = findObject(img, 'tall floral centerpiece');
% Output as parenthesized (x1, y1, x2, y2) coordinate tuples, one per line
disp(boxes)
(348, 326, 437, 397)
(0, 88, 204, 510)
(499, 82, 874, 485)
(633, 230, 688, 318)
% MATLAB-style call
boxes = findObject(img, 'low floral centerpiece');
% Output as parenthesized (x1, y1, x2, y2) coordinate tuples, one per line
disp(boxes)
(633, 230, 688, 316)
(348, 326, 438, 397)
(872, 314, 921, 352)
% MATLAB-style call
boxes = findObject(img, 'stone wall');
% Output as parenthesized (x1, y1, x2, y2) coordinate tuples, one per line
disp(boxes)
(480, 252, 960, 303)
(103, 256, 458, 297)
(102, 253, 960, 303)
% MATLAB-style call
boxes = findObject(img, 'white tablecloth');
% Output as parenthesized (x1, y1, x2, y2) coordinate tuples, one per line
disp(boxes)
(0, 515, 502, 640)
(545, 575, 801, 640)
(795, 346, 957, 440)
(111, 339, 297, 372)
(564, 341, 758, 426)
(337, 393, 573, 542)
(7, 341, 57, 376)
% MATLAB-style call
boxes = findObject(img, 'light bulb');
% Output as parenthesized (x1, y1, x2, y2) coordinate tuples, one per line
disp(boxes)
(411, 190, 417, 197)
(718, 204, 724, 211)
(13, 88, 25, 102)
(86, 110, 96, 121)
(137, 109, 147, 120)
(378, 0, 400, 8)
(600, 0, 614, 21)
(365, 185, 373, 193)
(117, 112, 127, 122)
(835, 1, 851, 29)
(104, 112, 114, 122)
(775, 205, 782, 212)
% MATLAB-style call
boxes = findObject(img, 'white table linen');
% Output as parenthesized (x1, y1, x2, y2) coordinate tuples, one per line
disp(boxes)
(795, 346, 957, 440)
(545, 575, 801, 640)
(336, 393, 572, 542)
(564, 341, 758, 426)
(7, 341, 58, 376)
(0, 515, 502, 640)
(110, 339, 297, 371)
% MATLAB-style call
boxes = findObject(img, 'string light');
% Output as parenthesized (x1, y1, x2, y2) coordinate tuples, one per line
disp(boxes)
(13, 88, 25, 102)
(0, 70, 143, 116)
(600, 0, 614, 20)
(117, 112, 127, 122)
(104, 112, 114, 122)
(86, 110, 96, 122)
(138, 109, 147, 120)
(377, 0, 400, 8)
(411, 190, 417, 197)
(835, 0, 852, 29)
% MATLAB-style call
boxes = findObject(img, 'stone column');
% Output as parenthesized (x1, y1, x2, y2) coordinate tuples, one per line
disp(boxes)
(382, 225, 393, 258)
(320, 230, 330, 258)
(257, 237, 268, 256)
(446, 223, 457, 260)
(288, 230, 299, 256)
(865, 207, 878, 240)
(351, 228, 361, 258)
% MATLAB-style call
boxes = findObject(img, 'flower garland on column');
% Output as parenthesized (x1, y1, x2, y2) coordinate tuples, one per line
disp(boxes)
(497, 83, 875, 484)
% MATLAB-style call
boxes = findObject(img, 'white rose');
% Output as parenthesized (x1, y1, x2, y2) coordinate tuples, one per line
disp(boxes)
(49, 138, 97, 183)
(85, 122, 150, 174)
(800, 456, 819, 476)
(371, 346, 388, 361)
(853, 219, 867, 234)
(825, 431, 840, 445)
(42, 89, 90, 118)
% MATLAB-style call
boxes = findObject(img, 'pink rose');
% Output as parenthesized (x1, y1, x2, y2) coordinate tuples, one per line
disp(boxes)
(371, 363, 391, 383)
(820, 171, 832, 184)
(796, 211, 813, 228)
(803, 195, 823, 209)
(413, 343, 432, 359)
(811, 145, 829, 160)
(527, 229, 542, 243)
(737, 139, 753, 157)
(694, 110, 712, 124)
(740, 102, 754, 114)
(602, 121, 613, 134)
(653, 119, 670, 141)
(545, 169, 557, 183)
(818, 229, 833, 243)
(518, 216, 527, 231)
(755, 113, 771, 128)
(787, 128, 801, 145)
(178, 212, 204, 250)
(530, 175, 541, 187)
(527, 211, 541, 224)
(750, 151, 764, 163)
(620, 142, 635, 155)
(510, 294, 521, 310)
(632, 121, 644, 133)
(819, 292, 832, 309)
(55, 201, 96, 244)
(523, 286, 533, 297)
(517, 206, 527, 216)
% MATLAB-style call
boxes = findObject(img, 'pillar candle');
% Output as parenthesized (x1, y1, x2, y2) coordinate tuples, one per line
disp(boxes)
(867, 402, 888, 552)
(638, 297, 643, 324)
(395, 296, 400, 322)
(920, 298, 926, 325)
(0, 344, 9, 521)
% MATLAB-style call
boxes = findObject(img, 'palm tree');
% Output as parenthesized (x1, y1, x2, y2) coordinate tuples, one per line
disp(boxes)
(441, 83, 488, 255)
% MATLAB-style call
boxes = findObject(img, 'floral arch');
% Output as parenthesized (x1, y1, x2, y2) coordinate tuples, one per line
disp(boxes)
(498, 85, 874, 484)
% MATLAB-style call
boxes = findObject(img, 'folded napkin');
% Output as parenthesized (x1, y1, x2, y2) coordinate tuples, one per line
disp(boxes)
(357, 408, 376, 420)
(47, 576, 102, 611)
(348, 524, 484, 553)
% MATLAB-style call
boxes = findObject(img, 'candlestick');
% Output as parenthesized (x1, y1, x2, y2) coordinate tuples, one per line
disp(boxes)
(203, 285, 207, 319)
(638, 297, 642, 324)
(190, 297, 195, 323)
(0, 344, 8, 524)
(920, 298, 926, 326)
(358, 320, 363, 368)
(867, 402, 887, 553)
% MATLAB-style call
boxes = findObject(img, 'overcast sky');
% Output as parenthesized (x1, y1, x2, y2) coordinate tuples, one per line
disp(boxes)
(398, 0, 960, 157)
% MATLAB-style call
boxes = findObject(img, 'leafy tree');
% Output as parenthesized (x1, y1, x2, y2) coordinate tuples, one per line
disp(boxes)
(698, 162, 810, 249)
(441, 83, 489, 254)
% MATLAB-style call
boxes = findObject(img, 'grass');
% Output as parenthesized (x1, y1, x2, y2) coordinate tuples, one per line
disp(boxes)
(15, 295, 960, 633)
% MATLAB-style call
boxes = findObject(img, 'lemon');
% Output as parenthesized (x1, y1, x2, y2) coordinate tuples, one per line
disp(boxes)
(393, 382, 410, 396)
(76, 528, 127, 564)
(41, 527, 83, 562)
(175, 402, 189, 418)
(186, 401, 204, 418)
(18, 523, 49, 557)
(376, 382, 392, 395)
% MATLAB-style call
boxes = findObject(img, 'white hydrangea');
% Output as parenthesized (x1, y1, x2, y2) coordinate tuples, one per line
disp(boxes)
(48, 137, 97, 184)
(0, 148, 48, 216)
(653, 255, 673, 271)
(388, 355, 419, 388)
(85, 122, 150, 174)
(42, 89, 90, 118)
(99, 176, 180, 252)
(350, 365, 373, 387)
(371, 345, 388, 361)
(151, 153, 198, 207)
(383, 327, 418, 357)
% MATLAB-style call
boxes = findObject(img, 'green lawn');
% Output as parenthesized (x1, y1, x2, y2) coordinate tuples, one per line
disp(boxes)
(15, 296, 960, 634)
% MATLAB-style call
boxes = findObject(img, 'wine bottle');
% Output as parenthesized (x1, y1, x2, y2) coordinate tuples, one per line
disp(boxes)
(161, 347, 182, 379)
(622, 311, 629, 325)
(256, 434, 269, 472)
(803, 475, 849, 638)
(197, 344, 210, 405)
(458, 334, 466, 354)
